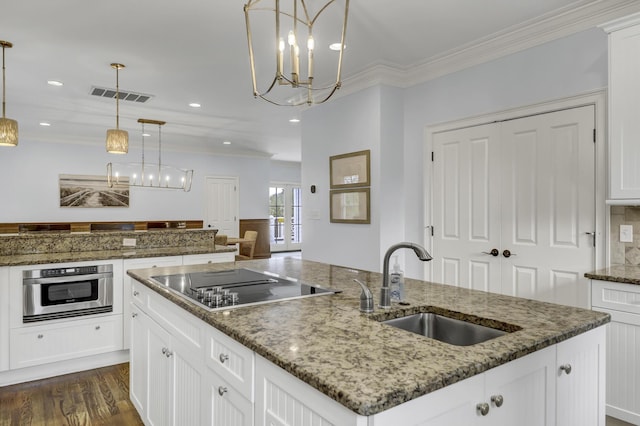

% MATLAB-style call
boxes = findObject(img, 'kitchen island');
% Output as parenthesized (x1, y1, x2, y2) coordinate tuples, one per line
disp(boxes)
(128, 258, 609, 425)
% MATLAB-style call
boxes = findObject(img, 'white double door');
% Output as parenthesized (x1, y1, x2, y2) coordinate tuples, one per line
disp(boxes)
(432, 106, 595, 308)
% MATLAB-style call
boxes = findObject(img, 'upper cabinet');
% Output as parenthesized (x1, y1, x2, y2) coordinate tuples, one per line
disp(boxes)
(603, 13, 640, 201)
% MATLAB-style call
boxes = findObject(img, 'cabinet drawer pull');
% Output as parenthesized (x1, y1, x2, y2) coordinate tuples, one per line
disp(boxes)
(476, 402, 490, 416)
(37, 334, 44, 339)
(491, 394, 504, 407)
(219, 353, 229, 363)
(560, 364, 572, 375)
(133, 290, 140, 296)
(95, 325, 101, 331)
(162, 347, 167, 355)
(218, 386, 228, 396)
(132, 313, 138, 318)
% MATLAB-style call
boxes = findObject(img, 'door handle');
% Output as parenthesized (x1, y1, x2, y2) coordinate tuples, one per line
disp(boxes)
(482, 249, 499, 257)
(502, 249, 516, 258)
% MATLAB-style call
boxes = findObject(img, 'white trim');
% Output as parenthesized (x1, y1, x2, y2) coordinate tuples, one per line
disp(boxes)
(423, 90, 607, 280)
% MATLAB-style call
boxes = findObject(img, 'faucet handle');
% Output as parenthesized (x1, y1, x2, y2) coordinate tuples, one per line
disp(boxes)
(354, 279, 374, 313)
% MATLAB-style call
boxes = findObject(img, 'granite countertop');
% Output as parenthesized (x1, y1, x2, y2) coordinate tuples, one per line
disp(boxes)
(585, 264, 640, 285)
(128, 258, 609, 417)
(0, 245, 236, 266)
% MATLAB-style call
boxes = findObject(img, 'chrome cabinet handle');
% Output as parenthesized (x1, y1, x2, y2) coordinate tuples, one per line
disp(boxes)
(132, 312, 138, 318)
(165, 350, 172, 358)
(95, 325, 101, 330)
(218, 386, 228, 396)
(491, 395, 504, 407)
(133, 290, 140, 296)
(219, 353, 229, 363)
(560, 364, 572, 375)
(502, 249, 517, 258)
(37, 334, 44, 339)
(476, 402, 490, 416)
(162, 347, 167, 355)
(482, 249, 499, 257)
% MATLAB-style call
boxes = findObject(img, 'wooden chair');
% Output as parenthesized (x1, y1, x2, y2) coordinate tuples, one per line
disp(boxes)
(235, 230, 258, 261)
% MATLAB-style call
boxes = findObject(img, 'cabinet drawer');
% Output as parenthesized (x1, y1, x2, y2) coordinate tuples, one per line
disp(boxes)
(206, 327, 254, 401)
(592, 280, 640, 314)
(9, 315, 123, 369)
(182, 253, 234, 265)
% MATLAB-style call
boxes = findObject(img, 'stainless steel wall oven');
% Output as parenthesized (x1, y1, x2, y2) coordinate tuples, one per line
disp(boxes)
(23, 264, 113, 322)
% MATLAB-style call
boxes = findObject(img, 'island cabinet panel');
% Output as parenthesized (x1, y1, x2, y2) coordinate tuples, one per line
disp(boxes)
(0, 266, 9, 372)
(254, 355, 366, 426)
(206, 368, 254, 426)
(369, 345, 555, 426)
(205, 326, 254, 401)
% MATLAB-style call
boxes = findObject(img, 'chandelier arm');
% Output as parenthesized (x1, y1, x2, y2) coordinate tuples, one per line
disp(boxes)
(309, 0, 336, 26)
(335, 0, 349, 85)
(244, 5, 260, 95)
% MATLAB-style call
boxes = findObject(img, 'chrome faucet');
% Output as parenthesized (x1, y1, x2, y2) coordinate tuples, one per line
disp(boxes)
(380, 242, 432, 309)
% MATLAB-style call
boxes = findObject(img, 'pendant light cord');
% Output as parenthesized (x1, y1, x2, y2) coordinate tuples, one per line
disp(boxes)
(2, 44, 6, 118)
(115, 66, 120, 130)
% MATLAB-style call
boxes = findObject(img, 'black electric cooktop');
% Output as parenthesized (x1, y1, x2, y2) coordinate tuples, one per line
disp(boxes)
(150, 268, 338, 311)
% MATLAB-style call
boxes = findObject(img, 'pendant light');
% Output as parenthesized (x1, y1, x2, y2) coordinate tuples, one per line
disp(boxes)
(0, 40, 18, 147)
(105, 63, 128, 154)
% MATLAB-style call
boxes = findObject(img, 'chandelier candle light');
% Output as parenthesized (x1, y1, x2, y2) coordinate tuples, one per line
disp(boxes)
(244, 0, 349, 106)
(105, 63, 128, 154)
(107, 119, 194, 192)
(0, 40, 18, 147)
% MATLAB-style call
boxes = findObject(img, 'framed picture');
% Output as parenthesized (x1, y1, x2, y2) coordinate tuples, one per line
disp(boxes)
(59, 174, 130, 208)
(330, 188, 370, 224)
(330, 149, 370, 189)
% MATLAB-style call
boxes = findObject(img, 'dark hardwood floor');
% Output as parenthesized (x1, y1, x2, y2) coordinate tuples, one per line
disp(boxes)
(0, 363, 143, 426)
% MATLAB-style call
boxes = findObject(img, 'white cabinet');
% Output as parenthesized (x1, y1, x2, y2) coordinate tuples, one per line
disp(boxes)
(182, 252, 234, 265)
(9, 314, 122, 370)
(591, 279, 640, 424)
(130, 286, 207, 426)
(369, 345, 555, 426)
(123, 256, 182, 349)
(0, 266, 9, 372)
(602, 14, 640, 199)
(206, 369, 254, 426)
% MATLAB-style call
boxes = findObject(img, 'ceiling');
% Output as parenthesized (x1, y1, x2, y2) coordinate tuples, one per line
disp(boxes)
(1, 0, 638, 162)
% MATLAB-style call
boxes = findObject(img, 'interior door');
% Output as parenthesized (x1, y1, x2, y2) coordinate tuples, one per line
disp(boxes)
(432, 106, 595, 308)
(205, 177, 239, 238)
(432, 123, 502, 292)
(500, 106, 595, 308)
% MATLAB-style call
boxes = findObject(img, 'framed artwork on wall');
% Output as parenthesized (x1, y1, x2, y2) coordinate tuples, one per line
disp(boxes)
(330, 188, 370, 224)
(329, 149, 370, 189)
(59, 174, 130, 208)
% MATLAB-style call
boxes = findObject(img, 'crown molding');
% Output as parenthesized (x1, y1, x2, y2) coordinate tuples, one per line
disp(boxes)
(340, 0, 640, 93)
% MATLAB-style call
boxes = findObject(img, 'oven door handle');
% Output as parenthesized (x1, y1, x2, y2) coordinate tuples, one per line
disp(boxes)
(23, 273, 112, 285)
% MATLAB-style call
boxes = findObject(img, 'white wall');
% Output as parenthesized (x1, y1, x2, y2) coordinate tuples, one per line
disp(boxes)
(0, 139, 279, 222)
(301, 27, 609, 277)
(269, 160, 301, 183)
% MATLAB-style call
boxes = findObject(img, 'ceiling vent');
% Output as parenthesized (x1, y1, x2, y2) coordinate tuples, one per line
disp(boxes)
(90, 86, 153, 103)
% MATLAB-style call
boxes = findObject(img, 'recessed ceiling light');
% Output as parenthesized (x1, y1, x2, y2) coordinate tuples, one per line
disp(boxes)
(223, 141, 231, 145)
(39, 122, 51, 126)
(329, 43, 346, 51)
(47, 80, 63, 87)
(142, 133, 151, 137)
(289, 118, 300, 123)
(189, 103, 201, 108)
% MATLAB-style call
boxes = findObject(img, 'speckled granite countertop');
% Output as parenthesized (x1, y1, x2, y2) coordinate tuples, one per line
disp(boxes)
(585, 264, 640, 285)
(128, 258, 610, 417)
(0, 245, 236, 266)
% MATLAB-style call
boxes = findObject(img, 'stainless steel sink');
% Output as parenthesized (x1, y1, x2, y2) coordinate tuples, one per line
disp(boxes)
(382, 313, 507, 346)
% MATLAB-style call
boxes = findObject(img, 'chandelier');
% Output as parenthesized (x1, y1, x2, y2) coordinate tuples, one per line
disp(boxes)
(107, 119, 193, 191)
(243, 0, 349, 106)
(105, 63, 128, 154)
(0, 40, 18, 147)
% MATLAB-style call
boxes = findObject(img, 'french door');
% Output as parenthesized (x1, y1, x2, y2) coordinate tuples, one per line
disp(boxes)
(432, 105, 595, 308)
(269, 184, 302, 252)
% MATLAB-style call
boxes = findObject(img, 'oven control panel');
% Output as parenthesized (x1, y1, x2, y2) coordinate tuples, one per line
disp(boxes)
(23, 264, 112, 279)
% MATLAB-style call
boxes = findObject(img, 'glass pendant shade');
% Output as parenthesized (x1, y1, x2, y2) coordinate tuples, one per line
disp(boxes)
(106, 128, 128, 154)
(0, 117, 18, 147)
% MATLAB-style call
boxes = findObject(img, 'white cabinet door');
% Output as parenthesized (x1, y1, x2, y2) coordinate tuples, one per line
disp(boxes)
(482, 346, 555, 426)
(129, 304, 147, 420)
(123, 256, 182, 349)
(145, 309, 172, 426)
(0, 266, 9, 372)
(207, 369, 253, 426)
(556, 326, 606, 426)
(605, 19, 640, 199)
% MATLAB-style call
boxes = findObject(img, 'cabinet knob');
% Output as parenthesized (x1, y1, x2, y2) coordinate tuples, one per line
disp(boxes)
(219, 353, 229, 363)
(560, 364, 572, 375)
(218, 386, 228, 396)
(491, 395, 504, 407)
(162, 347, 167, 355)
(133, 291, 140, 296)
(476, 402, 490, 416)
(165, 350, 172, 358)
(95, 325, 101, 331)
(132, 313, 138, 318)
(37, 334, 44, 339)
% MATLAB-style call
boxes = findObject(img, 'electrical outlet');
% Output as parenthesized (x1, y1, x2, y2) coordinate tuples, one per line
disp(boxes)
(123, 238, 137, 247)
(620, 225, 633, 243)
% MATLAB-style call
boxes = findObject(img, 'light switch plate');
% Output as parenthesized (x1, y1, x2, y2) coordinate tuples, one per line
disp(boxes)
(620, 225, 633, 243)
(123, 238, 137, 247)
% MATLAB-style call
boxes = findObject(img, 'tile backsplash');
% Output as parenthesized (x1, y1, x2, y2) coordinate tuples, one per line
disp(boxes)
(610, 206, 640, 264)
